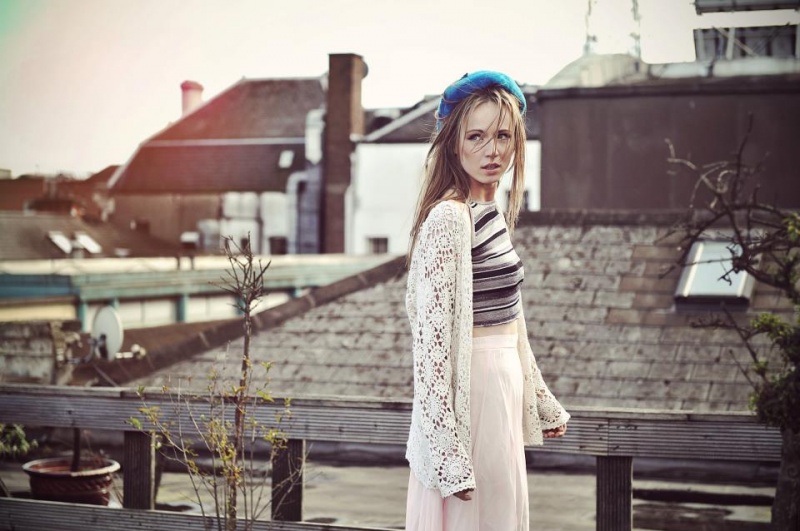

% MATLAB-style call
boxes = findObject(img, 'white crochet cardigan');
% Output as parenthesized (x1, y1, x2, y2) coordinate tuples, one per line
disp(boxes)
(405, 200, 571, 498)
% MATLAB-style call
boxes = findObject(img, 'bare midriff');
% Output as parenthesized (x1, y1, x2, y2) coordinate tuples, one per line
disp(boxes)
(472, 319, 517, 337)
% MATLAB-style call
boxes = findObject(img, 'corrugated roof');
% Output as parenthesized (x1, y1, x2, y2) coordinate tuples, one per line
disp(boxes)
(129, 211, 791, 413)
(0, 212, 181, 260)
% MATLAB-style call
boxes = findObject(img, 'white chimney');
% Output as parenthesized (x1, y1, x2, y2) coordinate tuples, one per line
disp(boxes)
(180, 80, 204, 116)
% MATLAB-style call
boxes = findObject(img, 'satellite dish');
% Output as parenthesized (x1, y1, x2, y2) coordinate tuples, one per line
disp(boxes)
(92, 306, 124, 361)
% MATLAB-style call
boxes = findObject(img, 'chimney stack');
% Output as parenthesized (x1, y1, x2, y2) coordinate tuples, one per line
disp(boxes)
(322, 53, 367, 253)
(180, 80, 204, 116)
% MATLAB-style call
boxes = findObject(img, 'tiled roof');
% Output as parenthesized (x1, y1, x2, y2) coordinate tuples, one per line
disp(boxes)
(362, 99, 438, 143)
(83, 165, 119, 185)
(132, 211, 791, 412)
(0, 168, 117, 216)
(153, 78, 325, 140)
(110, 78, 324, 194)
(0, 212, 182, 260)
(0, 177, 46, 210)
(111, 143, 305, 193)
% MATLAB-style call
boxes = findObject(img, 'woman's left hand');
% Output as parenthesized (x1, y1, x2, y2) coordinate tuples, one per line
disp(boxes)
(543, 424, 567, 439)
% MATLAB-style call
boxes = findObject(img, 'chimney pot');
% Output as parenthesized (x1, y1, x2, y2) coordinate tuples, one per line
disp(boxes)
(181, 80, 204, 116)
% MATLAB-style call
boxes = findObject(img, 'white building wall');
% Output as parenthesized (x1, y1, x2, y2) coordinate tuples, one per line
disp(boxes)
(259, 192, 289, 254)
(349, 141, 541, 255)
(348, 144, 427, 255)
(220, 218, 261, 251)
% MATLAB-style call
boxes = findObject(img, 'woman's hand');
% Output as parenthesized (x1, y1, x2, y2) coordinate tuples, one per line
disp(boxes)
(543, 423, 567, 438)
(453, 488, 474, 501)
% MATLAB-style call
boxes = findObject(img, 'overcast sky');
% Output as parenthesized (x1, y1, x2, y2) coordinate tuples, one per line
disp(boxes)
(0, 0, 797, 176)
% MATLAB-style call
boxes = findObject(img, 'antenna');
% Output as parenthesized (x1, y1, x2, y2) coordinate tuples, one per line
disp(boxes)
(584, 0, 642, 58)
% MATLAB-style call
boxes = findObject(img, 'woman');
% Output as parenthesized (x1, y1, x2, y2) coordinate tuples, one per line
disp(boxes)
(404, 71, 570, 531)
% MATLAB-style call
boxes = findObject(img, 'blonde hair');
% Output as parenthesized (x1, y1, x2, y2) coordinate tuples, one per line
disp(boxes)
(407, 87, 527, 266)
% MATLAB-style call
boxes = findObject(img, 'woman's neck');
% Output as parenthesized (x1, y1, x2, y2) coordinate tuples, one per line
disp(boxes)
(469, 182, 497, 203)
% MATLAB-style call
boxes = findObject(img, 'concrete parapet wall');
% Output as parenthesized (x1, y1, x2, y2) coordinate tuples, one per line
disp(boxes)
(0, 321, 80, 384)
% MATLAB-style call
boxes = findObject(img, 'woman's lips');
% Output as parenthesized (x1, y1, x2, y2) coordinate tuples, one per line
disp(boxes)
(482, 163, 500, 170)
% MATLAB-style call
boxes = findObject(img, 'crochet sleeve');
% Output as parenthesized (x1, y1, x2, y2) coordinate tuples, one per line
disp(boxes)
(519, 305, 571, 431)
(411, 205, 475, 498)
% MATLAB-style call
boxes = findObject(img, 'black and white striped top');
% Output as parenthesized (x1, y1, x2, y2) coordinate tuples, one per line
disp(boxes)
(469, 200, 524, 327)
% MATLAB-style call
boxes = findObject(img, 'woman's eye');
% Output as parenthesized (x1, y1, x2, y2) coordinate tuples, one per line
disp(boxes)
(467, 133, 483, 142)
(498, 132, 511, 140)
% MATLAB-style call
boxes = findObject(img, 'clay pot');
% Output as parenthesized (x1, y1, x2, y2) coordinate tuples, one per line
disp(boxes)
(23, 456, 120, 505)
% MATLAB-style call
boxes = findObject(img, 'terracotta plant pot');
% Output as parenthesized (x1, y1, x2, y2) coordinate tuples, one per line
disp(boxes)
(23, 456, 120, 505)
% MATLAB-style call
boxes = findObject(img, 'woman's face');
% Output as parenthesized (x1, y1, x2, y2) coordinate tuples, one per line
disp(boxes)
(458, 100, 514, 200)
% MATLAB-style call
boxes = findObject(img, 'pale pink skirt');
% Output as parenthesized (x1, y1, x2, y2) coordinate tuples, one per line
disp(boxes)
(406, 334, 529, 531)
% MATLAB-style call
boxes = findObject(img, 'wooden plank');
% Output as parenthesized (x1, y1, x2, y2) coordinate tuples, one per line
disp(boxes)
(607, 419, 782, 461)
(123, 431, 155, 510)
(0, 385, 782, 461)
(596, 456, 632, 531)
(272, 439, 305, 521)
(529, 417, 609, 456)
(0, 498, 395, 531)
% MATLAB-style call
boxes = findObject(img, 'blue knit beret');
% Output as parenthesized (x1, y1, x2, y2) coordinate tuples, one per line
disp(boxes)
(435, 71, 527, 131)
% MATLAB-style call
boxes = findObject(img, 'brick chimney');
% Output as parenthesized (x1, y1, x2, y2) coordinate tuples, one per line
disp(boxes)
(322, 53, 367, 253)
(180, 80, 204, 116)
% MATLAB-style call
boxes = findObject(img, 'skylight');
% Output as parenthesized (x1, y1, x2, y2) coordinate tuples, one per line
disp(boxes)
(47, 231, 72, 254)
(74, 232, 102, 254)
(675, 240, 756, 307)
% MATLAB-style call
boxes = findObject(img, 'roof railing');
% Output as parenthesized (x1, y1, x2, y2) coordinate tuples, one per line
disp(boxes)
(0, 384, 781, 531)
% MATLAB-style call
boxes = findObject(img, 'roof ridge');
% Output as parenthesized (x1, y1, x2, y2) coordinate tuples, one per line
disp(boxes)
(238, 76, 324, 83)
(362, 99, 438, 143)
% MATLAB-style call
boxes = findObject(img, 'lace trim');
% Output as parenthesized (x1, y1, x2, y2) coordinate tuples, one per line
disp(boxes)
(406, 201, 475, 498)
(405, 200, 570, 497)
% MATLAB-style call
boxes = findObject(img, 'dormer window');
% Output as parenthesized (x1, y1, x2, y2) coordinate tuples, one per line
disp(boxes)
(675, 240, 756, 309)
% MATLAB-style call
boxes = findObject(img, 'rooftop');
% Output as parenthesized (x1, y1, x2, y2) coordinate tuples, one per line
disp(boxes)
(0, 212, 180, 261)
(541, 53, 800, 97)
(109, 78, 325, 193)
(127, 210, 792, 412)
(153, 77, 326, 141)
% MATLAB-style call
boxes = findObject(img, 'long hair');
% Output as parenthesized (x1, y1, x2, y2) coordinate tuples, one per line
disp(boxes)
(407, 87, 527, 267)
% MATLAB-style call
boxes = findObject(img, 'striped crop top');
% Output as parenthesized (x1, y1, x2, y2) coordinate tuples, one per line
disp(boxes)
(469, 200, 524, 327)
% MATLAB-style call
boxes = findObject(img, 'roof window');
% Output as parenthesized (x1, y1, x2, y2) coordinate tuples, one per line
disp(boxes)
(74, 232, 102, 254)
(47, 231, 72, 254)
(675, 240, 756, 308)
(278, 150, 295, 169)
